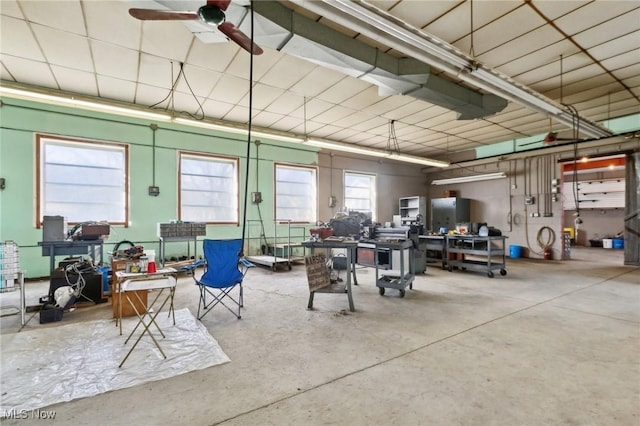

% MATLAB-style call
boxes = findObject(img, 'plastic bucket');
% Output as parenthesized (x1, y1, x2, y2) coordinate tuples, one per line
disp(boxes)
(509, 245, 522, 258)
(613, 238, 624, 249)
(96, 266, 110, 292)
(602, 239, 613, 249)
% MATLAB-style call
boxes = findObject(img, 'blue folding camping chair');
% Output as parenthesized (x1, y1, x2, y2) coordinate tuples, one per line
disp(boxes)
(194, 239, 254, 320)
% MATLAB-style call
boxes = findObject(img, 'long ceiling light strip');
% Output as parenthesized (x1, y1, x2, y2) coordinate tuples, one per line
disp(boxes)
(174, 117, 304, 143)
(297, 0, 612, 139)
(0, 86, 172, 121)
(431, 172, 506, 185)
(0, 86, 304, 144)
(306, 138, 450, 167)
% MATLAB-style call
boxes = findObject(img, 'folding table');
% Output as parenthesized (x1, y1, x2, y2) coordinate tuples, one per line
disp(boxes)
(115, 269, 177, 368)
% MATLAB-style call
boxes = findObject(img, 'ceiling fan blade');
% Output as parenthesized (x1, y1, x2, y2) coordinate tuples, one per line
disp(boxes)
(207, 0, 231, 11)
(218, 22, 264, 55)
(129, 8, 199, 21)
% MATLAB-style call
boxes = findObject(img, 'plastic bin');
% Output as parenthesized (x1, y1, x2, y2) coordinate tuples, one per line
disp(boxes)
(509, 245, 522, 258)
(602, 239, 613, 249)
(613, 239, 624, 249)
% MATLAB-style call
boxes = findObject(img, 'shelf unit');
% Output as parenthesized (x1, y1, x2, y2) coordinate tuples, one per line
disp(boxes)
(399, 196, 426, 226)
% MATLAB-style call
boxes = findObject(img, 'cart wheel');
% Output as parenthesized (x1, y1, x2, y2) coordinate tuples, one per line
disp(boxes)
(409, 283, 413, 290)
(399, 289, 405, 298)
(378, 287, 385, 296)
(500, 269, 507, 276)
(487, 271, 494, 278)
(288, 264, 292, 270)
(448, 266, 453, 272)
(271, 265, 277, 272)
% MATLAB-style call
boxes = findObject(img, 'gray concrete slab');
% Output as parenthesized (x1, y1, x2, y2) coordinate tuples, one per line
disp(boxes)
(0, 247, 638, 425)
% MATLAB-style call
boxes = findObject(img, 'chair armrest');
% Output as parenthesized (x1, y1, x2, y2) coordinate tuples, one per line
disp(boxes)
(239, 258, 255, 268)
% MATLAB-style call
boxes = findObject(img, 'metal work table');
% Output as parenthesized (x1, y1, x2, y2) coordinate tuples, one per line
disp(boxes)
(301, 239, 358, 312)
(38, 240, 104, 272)
(445, 235, 507, 278)
(372, 239, 415, 297)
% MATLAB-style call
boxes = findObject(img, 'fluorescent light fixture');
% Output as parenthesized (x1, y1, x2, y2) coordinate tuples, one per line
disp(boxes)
(174, 117, 304, 143)
(305, 138, 388, 157)
(0, 86, 172, 121)
(431, 172, 506, 185)
(293, 1, 613, 140)
(386, 152, 450, 168)
(305, 138, 449, 168)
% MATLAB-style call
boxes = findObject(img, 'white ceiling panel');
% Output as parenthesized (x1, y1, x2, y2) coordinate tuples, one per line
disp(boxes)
(289, 66, 346, 98)
(259, 55, 317, 90)
(264, 91, 305, 116)
(556, 3, 640, 36)
(96, 75, 137, 103)
(185, 38, 239, 72)
(589, 31, 640, 62)
(0, 0, 22, 19)
(237, 83, 286, 110)
(572, 10, 640, 48)
(251, 110, 286, 128)
(50, 66, 98, 96)
(1, 56, 57, 88)
(85, 1, 141, 50)
(201, 98, 235, 119)
(1, 15, 44, 61)
(209, 74, 250, 106)
(91, 40, 139, 81)
(222, 104, 251, 124)
(19, 0, 86, 35)
(174, 64, 223, 99)
(137, 53, 178, 90)
(138, 21, 194, 62)
(32, 25, 94, 72)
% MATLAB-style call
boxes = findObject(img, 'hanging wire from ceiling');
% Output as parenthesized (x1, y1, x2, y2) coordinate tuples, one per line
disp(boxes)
(148, 61, 205, 120)
(387, 119, 401, 153)
(240, 0, 258, 250)
(469, 0, 475, 58)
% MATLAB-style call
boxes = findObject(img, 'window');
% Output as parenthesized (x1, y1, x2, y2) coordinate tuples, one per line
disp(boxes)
(344, 171, 376, 220)
(275, 164, 317, 222)
(37, 135, 128, 226)
(179, 152, 238, 223)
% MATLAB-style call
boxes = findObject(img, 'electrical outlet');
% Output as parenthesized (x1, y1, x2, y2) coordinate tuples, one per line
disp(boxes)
(531, 212, 540, 217)
(511, 184, 517, 190)
(252, 192, 262, 204)
(543, 213, 553, 217)
(525, 196, 535, 205)
(148, 186, 160, 196)
(328, 195, 337, 208)
(551, 178, 559, 185)
(551, 187, 559, 193)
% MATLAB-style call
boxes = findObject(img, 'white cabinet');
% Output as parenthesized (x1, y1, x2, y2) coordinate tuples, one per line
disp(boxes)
(399, 196, 426, 226)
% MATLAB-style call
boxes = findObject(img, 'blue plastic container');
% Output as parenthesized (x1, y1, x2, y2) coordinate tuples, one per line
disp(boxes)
(509, 245, 522, 258)
(96, 266, 111, 292)
(613, 239, 624, 249)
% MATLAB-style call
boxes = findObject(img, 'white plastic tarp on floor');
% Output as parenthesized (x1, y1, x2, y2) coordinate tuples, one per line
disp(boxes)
(0, 308, 229, 412)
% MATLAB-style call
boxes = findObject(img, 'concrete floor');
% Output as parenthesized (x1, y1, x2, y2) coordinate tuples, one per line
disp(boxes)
(1, 246, 638, 425)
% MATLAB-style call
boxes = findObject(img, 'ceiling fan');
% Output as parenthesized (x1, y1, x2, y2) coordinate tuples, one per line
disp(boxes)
(129, 0, 263, 55)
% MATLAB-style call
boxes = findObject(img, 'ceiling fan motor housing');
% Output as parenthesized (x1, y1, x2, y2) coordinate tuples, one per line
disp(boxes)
(198, 5, 225, 25)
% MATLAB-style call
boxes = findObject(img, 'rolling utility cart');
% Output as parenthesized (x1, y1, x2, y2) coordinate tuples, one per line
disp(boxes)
(246, 219, 301, 271)
(445, 235, 507, 278)
(374, 239, 415, 297)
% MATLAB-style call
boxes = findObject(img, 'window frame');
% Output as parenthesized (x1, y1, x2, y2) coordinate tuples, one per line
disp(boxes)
(178, 151, 240, 225)
(36, 134, 129, 228)
(343, 170, 377, 221)
(274, 162, 318, 224)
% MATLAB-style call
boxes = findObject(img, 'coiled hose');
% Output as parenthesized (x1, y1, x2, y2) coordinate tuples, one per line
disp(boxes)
(536, 226, 556, 250)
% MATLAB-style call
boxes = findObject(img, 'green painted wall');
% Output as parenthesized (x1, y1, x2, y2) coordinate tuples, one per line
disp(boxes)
(0, 97, 317, 278)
